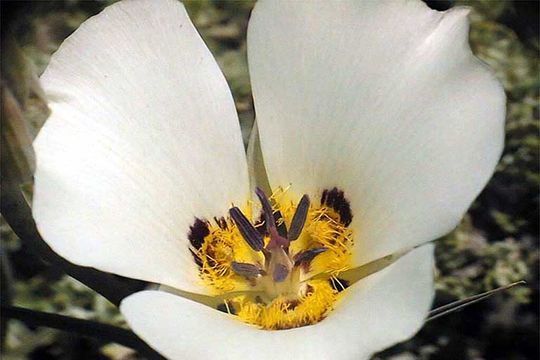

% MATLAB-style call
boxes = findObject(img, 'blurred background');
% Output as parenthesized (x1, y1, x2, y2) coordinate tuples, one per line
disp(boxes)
(1, 0, 538, 359)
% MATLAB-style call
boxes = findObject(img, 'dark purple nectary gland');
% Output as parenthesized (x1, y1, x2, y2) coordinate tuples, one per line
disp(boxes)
(320, 188, 353, 226)
(188, 218, 211, 267)
(188, 218, 210, 250)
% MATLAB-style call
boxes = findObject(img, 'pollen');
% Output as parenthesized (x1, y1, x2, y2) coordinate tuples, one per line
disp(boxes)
(235, 280, 338, 330)
(191, 186, 353, 330)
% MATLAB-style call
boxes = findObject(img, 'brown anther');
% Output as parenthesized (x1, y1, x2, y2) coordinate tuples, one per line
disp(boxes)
(255, 187, 289, 250)
(229, 207, 264, 251)
(255, 187, 279, 234)
(274, 210, 288, 238)
(231, 261, 264, 278)
(288, 194, 310, 241)
(293, 247, 328, 267)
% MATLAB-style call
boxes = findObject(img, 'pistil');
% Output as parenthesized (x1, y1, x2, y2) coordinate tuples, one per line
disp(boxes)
(228, 188, 318, 294)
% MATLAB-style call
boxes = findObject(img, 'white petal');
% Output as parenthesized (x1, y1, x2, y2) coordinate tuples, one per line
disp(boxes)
(248, 0, 505, 266)
(33, 0, 248, 293)
(121, 245, 434, 360)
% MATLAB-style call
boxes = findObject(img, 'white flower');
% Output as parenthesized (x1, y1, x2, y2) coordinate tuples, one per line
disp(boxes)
(32, 0, 505, 359)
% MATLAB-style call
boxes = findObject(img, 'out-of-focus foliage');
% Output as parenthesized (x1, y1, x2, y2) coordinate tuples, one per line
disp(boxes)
(1, 0, 538, 359)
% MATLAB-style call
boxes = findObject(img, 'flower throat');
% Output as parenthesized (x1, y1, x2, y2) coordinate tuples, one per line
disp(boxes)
(189, 187, 353, 330)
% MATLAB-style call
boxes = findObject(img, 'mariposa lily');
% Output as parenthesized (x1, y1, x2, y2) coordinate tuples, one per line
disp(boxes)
(32, 0, 505, 358)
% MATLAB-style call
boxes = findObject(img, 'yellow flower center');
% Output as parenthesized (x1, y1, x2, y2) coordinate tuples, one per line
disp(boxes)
(189, 186, 353, 330)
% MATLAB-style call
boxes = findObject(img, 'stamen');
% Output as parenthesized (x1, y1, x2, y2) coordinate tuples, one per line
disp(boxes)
(255, 187, 289, 249)
(274, 210, 288, 238)
(231, 261, 264, 278)
(255, 187, 279, 234)
(288, 194, 310, 241)
(293, 247, 328, 267)
(229, 207, 264, 251)
(272, 264, 289, 282)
